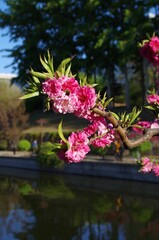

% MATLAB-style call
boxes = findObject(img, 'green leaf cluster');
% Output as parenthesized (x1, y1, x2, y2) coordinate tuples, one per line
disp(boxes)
(112, 107, 142, 128)
(99, 92, 113, 109)
(37, 141, 64, 168)
(20, 51, 73, 101)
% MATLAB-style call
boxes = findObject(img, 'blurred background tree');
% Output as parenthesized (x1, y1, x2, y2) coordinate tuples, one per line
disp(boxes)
(0, 0, 158, 110)
(0, 80, 29, 151)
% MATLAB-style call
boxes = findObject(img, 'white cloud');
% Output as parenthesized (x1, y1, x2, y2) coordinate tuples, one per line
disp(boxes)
(0, 73, 17, 79)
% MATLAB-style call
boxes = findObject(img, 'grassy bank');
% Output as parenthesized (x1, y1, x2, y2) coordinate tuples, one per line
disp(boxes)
(23, 110, 89, 134)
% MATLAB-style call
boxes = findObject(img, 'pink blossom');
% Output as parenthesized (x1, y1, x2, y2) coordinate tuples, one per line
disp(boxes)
(152, 164, 159, 176)
(139, 42, 155, 63)
(147, 94, 159, 105)
(91, 132, 114, 148)
(52, 94, 78, 114)
(133, 121, 151, 134)
(91, 134, 114, 148)
(42, 78, 62, 98)
(90, 120, 115, 148)
(59, 76, 79, 93)
(57, 149, 68, 162)
(65, 132, 90, 163)
(83, 118, 115, 148)
(77, 109, 105, 122)
(149, 36, 159, 53)
(83, 121, 99, 137)
(81, 103, 106, 122)
(43, 76, 79, 96)
(43, 76, 81, 114)
(151, 121, 159, 129)
(139, 36, 159, 66)
(140, 157, 153, 173)
(74, 86, 97, 119)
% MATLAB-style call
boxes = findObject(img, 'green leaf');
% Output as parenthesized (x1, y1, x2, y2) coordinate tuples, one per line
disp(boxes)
(47, 50, 54, 74)
(65, 63, 72, 76)
(19, 91, 39, 99)
(79, 75, 87, 86)
(129, 107, 141, 125)
(145, 105, 155, 111)
(54, 71, 62, 78)
(43, 97, 51, 112)
(109, 111, 119, 120)
(30, 69, 47, 79)
(103, 97, 113, 108)
(124, 113, 130, 123)
(118, 107, 141, 128)
(40, 54, 54, 77)
(57, 58, 72, 73)
(58, 121, 68, 144)
(32, 75, 40, 84)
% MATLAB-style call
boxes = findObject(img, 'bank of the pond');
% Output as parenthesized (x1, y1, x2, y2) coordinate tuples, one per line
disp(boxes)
(0, 151, 159, 183)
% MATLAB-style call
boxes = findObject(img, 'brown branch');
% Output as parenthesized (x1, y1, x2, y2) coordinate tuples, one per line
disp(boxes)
(93, 107, 159, 149)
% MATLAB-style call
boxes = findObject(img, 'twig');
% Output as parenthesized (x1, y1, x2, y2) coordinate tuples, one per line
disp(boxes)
(93, 107, 159, 149)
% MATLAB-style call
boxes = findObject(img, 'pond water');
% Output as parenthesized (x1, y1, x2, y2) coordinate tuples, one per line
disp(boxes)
(0, 168, 159, 240)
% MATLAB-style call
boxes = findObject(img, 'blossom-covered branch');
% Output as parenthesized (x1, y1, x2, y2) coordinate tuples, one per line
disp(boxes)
(93, 107, 159, 148)
(20, 34, 159, 176)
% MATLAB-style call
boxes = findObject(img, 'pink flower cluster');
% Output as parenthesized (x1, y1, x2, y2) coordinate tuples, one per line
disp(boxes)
(42, 75, 115, 163)
(147, 93, 159, 106)
(132, 121, 151, 134)
(42, 76, 96, 116)
(139, 36, 159, 66)
(83, 118, 114, 148)
(140, 157, 159, 176)
(58, 120, 115, 163)
(133, 120, 159, 134)
(65, 132, 90, 163)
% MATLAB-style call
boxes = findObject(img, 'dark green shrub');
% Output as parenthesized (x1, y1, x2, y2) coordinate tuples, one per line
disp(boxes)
(139, 141, 152, 154)
(0, 140, 7, 150)
(17, 139, 31, 151)
(91, 146, 108, 157)
(91, 144, 114, 157)
(37, 141, 64, 168)
(130, 141, 152, 158)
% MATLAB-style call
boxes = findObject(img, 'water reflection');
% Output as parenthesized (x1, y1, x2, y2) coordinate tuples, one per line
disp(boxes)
(0, 182, 36, 240)
(0, 172, 158, 239)
(72, 223, 125, 240)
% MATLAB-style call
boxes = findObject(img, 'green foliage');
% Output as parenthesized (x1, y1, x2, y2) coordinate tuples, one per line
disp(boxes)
(0, 80, 22, 106)
(110, 107, 142, 128)
(0, 0, 157, 110)
(20, 51, 55, 100)
(130, 80, 142, 106)
(18, 182, 34, 195)
(58, 121, 68, 144)
(91, 144, 113, 157)
(132, 200, 154, 223)
(21, 51, 74, 111)
(37, 141, 64, 168)
(0, 140, 7, 150)
(0, 80, 29, 147)
(138, 141, 152, 154)
(93, 196, 113, 213)
(17, 139, 31, 151)
(91, 146, 108, 157)
(41, 183, 74, 200)
(130, 141, 152, 158)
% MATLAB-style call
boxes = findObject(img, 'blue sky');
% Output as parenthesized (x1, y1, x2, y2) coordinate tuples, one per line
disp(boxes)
(0, 0, 16, 74)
